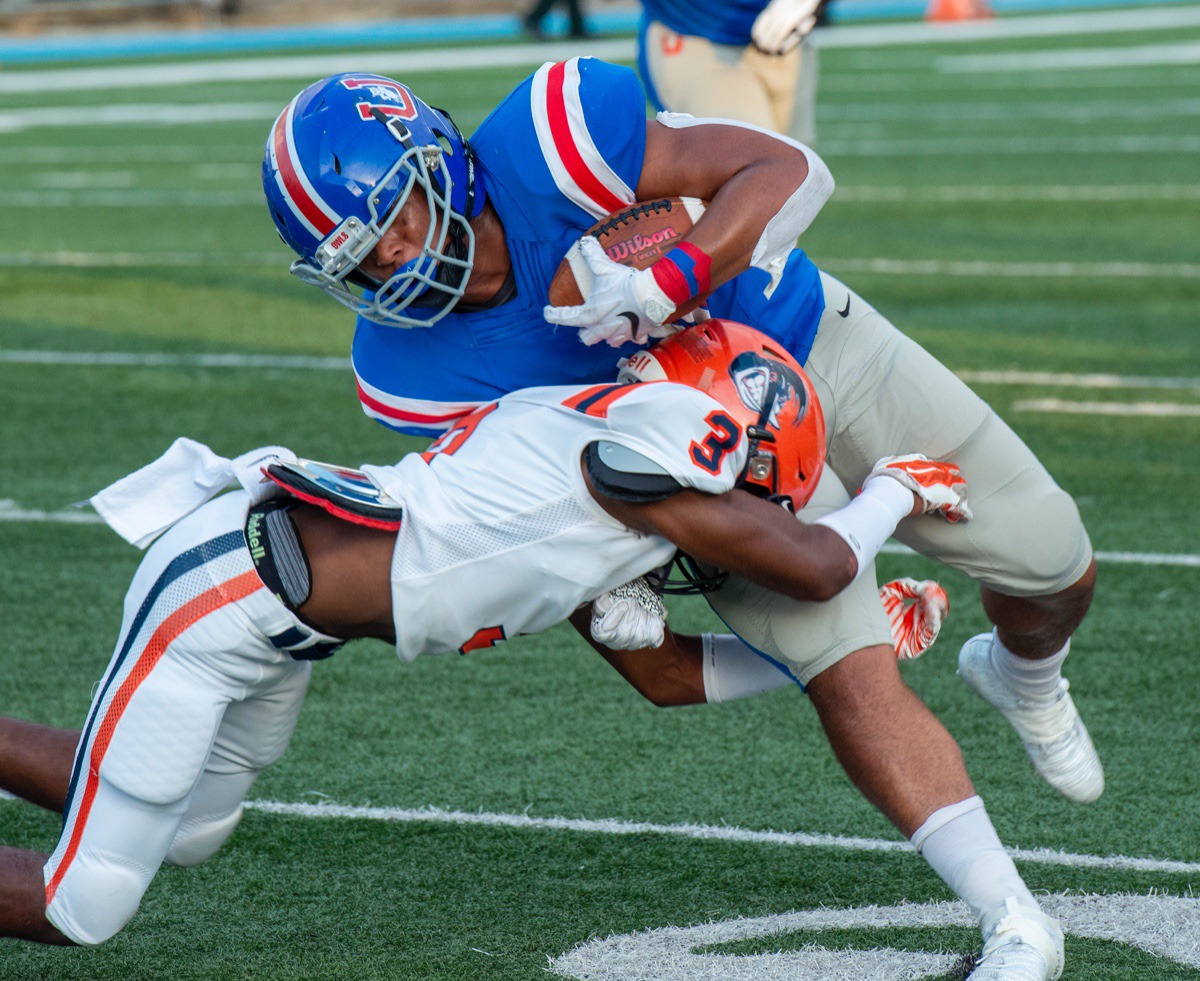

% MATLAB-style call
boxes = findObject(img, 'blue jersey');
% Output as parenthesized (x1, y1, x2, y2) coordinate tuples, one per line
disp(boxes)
(351, 57, 823, 437)
(640, 0, 767, 46)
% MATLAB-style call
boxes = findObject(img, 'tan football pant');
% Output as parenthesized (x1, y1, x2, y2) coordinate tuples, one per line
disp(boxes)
(642, 19, 818, 145)
(709, 272, 1094, 684)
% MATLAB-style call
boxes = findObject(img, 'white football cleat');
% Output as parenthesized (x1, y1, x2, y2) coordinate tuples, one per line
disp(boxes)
(958, 632, 1104, 803)
(968, 898, 1064, 981)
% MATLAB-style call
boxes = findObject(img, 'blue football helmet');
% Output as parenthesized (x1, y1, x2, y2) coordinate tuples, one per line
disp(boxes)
(262, 73, 485, 328)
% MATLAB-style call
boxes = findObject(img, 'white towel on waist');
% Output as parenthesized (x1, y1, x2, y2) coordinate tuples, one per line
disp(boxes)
(88, 438, 296, 548)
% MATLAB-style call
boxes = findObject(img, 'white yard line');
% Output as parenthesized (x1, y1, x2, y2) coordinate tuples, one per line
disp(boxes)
(826, 257, 1200, 278)
(940, 41, 1200, 73)
(1012, 397, 1200, 416)
(820, 134, 1200, 155)
(5, 351, 1199, 392)
(836, 184, 1200, 202)
(0, 7, 1195, 99)
(5, 252, 1199, 277)
(6, 499, 1199, 567)
(240, 799, 1200, 876)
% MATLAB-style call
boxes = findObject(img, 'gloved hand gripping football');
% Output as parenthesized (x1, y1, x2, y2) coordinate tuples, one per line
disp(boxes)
(590, 576, 669, 650)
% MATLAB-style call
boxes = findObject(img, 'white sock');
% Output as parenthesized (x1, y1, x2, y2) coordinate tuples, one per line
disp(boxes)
(701, 633, 794, 704)
(990, 628, 1070, 702)
(911, 796, 1036, 922)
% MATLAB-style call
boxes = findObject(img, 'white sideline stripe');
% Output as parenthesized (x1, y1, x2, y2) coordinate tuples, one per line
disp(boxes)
(820, 134, 1200, 156)
(0, 191, 263, 207)
(877, 542, 1200, 568)
(0, 8, 1192, 96)
(5, 499, 1198, 566)
(940, 41, 1200, 73)
(0, 102, 284, 133)
(240, 799, 1200, 875)
(1013, 398, 1200, 417)
(0, 350, 349, 368)
(6, 352, 1200, 392)
(958, 369, 1200, 392)
(5, 252, 1199, 279)
(827, 257, 1200, 278)
(837, 184, 1200, 202)
(9, 185, 1198, 209)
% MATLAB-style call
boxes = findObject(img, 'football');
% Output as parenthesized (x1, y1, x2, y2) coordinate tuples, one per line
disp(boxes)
(548, 197, 710, 319)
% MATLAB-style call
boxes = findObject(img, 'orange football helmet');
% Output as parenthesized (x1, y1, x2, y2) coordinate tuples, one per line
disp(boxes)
(619, 319, 826, 508)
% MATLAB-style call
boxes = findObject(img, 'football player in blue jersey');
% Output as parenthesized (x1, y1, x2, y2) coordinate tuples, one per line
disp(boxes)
(263, 66, 1094, 979)
(637, 0, 826, 145)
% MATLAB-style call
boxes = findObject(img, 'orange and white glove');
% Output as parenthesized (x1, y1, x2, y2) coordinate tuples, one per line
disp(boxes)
(867, 454, 972, 523)
(880, 578, 949, 660)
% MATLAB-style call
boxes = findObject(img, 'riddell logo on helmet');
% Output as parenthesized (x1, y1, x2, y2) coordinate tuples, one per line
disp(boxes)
(605, 229, 679, 265)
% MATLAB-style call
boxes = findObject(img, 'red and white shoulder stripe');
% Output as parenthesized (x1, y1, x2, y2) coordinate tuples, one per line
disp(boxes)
(268, 96, 340, 242)
(530, 58, 636, 220)
(356, 371, 484, 434)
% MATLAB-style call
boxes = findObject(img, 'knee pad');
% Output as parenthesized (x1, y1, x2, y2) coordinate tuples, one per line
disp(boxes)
(167, 804, 244, 867)
(45, 852, 149, 946)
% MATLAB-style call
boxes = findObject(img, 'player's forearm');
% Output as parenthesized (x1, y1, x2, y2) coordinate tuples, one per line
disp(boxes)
(637, 121, 827, 287)
(568, 610, 706, 706)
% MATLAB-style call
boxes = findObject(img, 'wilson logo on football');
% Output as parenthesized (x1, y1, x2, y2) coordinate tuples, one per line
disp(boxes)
(604, 229, 680, 264)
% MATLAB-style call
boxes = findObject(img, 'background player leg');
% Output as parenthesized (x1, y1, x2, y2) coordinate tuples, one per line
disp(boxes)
(0, 849, 72, 944)
(0, 718, 77, 813)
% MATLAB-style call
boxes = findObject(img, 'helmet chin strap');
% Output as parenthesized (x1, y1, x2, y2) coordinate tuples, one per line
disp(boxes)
(740, 374, 781, 494)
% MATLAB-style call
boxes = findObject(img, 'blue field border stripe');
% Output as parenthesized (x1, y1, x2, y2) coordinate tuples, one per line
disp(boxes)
(0, 0, 1194, 64)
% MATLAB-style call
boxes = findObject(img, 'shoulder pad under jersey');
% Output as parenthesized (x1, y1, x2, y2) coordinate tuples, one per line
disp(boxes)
(583, 439, 686, 503)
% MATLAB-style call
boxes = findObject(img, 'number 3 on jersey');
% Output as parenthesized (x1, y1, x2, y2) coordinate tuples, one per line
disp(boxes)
(690, 411, 741, 474)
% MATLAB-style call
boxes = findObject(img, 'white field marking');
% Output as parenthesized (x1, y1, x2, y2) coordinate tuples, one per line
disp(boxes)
(7, 351, 1200, 393)
(10, 503, 1200, 566)
(0, 39, 636, 95)
(1012, 397, 1200, 417)
(940, 41, 1200, 73)
(0, 351, 349, 368)
(38, 170, 136, 189)
(819, 133, 1200, 155)
(0, 190, 265, 207)
(958, 369, 1200, 392)
(824, 67, 1200, 94)
(816, 5, 1200, 49)
(827, 97, 1200, 123)
(837, 184, 1200, 203)
(0, 102, 284, 133)
(7, 350, 1200, 397)
(877, 542, 1200, 568)
(551, 895, 1200, 980)
(6, 252, 1199, 278)
(0, 250, 281, 268)
(0, 6, 1193, 99)
(0, 500, 102, 526)
(0, 145, 250, 164)
(826, 257, 1200, 278)
(241, 799, 1200, 874)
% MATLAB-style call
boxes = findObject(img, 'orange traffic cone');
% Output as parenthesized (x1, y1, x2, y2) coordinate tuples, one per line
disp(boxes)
(926, 0, 993, 20)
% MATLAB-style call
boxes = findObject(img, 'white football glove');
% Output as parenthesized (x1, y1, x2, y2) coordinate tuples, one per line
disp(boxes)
(751, 0, 821, 55)
(880, 578, 949, 660)
(590, 577, 668, 650)
(866, 453, 973, 523)
(544, 237, 679, 348)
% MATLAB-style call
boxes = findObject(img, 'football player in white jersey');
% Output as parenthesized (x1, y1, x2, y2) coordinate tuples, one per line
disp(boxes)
(0, 324, 1055, 978)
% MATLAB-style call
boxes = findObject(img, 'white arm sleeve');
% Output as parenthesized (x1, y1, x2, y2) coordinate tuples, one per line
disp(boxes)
(812, 475, 914, 580)
(702, 633, 794, 704)
(654, 111, 835, 268)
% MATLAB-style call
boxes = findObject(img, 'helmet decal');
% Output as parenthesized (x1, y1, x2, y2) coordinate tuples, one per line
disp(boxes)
(618, 320, 827, 508)
(728, 351, 807, 430)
